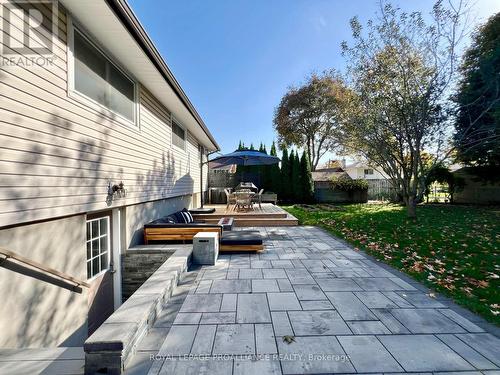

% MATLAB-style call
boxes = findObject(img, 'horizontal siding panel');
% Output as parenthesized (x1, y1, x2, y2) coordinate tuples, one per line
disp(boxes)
(1, 66, 68, 104)
(10, 0, 68, 35)
(0, 157, 188, 185)
(2, 42, 67, 80)
(0, 189, 193, 225)
(1, 7, 68, 71)
(0, 178, 194, 202)
(0, 124, 178, 172)
(0, 174, 193, 189)
(0, 81, 180, 159)
(0, 13, 67, 60)
(1, 6, 68, 56)
(0, 94, 176, 163)
(0, 184, 196, 212)
(0, 145, 181, 177)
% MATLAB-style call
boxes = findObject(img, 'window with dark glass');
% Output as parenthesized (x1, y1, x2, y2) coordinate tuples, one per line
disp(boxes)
(172, 120, 186, 149)
(74, 29, 135, 122)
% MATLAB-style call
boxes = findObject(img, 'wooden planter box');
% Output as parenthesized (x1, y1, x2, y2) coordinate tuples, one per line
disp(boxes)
(261, 193, 278, 204)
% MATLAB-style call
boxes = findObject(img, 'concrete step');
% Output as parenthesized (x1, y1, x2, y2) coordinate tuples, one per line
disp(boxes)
(201, 215, 298, 227)
(0, 347, 84, 374)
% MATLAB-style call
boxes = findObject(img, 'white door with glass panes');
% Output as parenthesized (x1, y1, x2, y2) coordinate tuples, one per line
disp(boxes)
(86, 211, 114, 335)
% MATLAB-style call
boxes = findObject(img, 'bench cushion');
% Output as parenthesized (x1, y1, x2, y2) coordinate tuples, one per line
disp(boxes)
(151, 216, 176, 224)
(189, 208, 216, 214)
(221, 231, 263, 246)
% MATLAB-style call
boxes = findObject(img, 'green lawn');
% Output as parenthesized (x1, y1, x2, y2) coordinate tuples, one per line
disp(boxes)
(284, 203, 500, 325)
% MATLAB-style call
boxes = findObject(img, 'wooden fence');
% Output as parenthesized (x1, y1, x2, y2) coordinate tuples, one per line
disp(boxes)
(366, 179, 397, 201)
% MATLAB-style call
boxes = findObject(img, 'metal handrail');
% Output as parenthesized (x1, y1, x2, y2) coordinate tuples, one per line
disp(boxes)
(0, 247, 90, 289)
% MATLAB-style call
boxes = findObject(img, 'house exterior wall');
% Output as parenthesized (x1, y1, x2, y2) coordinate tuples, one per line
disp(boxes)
(345, 167, 388, 180)
(0, 215, 88, 348)
(0, 2, 206, 229)
(0, 1, 211, 348)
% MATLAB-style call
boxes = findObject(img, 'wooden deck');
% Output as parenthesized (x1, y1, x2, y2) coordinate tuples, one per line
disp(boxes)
(192, 204, 298, 227)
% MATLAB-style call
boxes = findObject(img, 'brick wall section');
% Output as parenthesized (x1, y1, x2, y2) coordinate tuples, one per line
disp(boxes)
(121, 248, 174, 300)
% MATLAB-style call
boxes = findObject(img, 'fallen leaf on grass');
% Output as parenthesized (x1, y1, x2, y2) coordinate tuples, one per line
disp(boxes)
(466, 277, 489, 288)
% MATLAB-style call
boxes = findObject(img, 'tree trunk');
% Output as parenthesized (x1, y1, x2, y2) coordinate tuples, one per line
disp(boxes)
(406, 196, 417, 219)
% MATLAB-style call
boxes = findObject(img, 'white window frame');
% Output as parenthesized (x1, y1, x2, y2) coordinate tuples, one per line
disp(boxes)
(86, 216, 111, 280)
(67, 17, 139, 128)
(364, 168, 374, 175)
(171, 116, 186, 151)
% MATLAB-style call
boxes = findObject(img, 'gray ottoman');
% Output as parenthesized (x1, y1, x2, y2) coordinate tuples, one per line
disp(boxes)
(193, 232, 219, 265)
(220, 231, 264, 252)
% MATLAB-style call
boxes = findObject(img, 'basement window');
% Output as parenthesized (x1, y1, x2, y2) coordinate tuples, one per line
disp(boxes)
(86, 216, 110, 279)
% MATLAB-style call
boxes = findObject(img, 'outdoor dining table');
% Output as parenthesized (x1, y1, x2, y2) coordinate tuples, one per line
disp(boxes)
(236, 182, 258, 192)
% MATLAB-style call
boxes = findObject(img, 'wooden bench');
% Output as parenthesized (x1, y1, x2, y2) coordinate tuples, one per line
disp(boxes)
(144, 224, 222, 244)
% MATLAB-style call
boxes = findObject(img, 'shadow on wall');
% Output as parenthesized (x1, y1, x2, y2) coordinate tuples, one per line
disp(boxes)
(127, 153, 194, 246)
(0, 107, 114, 348)
(0, 216, 87, 348)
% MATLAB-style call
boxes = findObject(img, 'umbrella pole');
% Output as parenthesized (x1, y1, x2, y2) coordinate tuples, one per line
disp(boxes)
(201, 149, 220, 208)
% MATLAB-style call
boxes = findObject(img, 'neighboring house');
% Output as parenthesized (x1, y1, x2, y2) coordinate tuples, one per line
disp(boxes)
(343, 161, 389, 180)
(320, 160, 393, 200)
(311, 167, 349, 187)
(0, 0, 218, 348)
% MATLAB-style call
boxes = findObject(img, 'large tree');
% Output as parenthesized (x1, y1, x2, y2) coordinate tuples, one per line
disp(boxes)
(340, 1, 469, 218)
(454, 12, 500, 167)
(274, 71, 355, 171)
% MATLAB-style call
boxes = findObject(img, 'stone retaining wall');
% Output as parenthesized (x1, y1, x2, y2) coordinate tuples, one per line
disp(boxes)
(121, 246, 177, 301)
(84, 245, 192, 374)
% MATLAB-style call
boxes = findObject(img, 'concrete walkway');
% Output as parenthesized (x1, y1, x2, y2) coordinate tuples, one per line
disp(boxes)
(127, 226, 500, 375)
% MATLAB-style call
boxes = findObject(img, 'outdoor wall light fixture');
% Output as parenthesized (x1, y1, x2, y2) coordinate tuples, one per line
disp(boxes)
(106, 181, 126, 205)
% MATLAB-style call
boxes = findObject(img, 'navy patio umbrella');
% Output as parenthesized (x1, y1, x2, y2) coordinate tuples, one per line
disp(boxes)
(209, 150, 280, 169)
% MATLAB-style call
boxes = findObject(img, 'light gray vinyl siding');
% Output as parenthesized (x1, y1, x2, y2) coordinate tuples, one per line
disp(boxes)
(0, 2, 204, 227)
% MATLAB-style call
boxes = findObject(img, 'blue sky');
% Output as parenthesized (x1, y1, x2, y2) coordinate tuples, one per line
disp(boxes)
(128, 0, 500, 159)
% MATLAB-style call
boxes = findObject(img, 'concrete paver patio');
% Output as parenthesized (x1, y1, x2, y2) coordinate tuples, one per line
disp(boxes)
(126, 226, 500, 375)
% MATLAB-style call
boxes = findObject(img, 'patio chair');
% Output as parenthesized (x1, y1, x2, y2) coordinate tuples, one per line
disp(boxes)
(235, 192, 253, 211)
(251, 189, 264, 209)
(224, 188, 236, 209)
